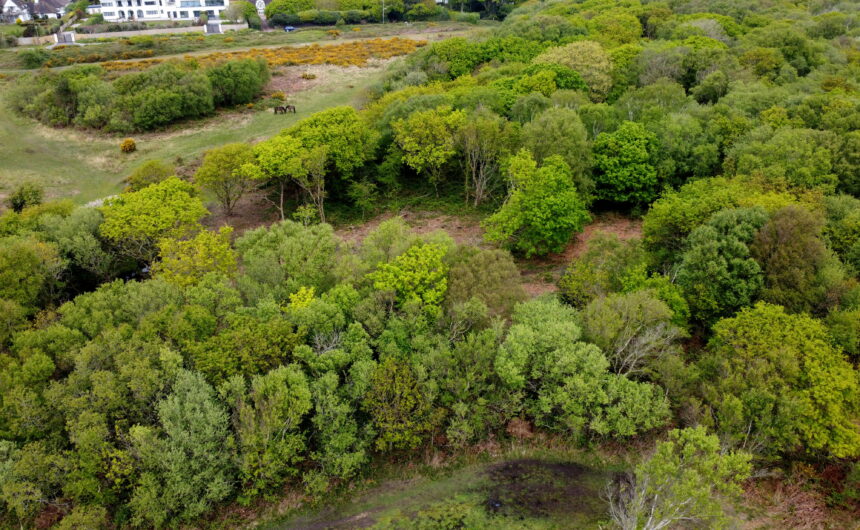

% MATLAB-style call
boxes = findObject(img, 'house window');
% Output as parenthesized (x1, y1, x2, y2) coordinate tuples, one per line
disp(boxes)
(179, 10, 188, 17)
(103, 11, 115, 16)
(144, 1, 155, 5)
(145, 9, 158, 14)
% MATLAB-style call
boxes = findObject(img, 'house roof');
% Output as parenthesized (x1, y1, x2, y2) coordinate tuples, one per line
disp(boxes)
(5, 0, 69, 14)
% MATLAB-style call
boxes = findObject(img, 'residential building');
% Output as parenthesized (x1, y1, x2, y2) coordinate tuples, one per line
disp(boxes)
(3, 0, 69, 21)
(99, 0, 228, 21)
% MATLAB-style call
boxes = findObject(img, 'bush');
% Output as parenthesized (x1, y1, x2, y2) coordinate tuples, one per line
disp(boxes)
(315, 10, 340, 25)
(206, 58, 269, 107)
(5, 183, 44, 213)
(120, 138, 137, 153)
(20, 48, 49, 68)
(452, 11, 480, 24)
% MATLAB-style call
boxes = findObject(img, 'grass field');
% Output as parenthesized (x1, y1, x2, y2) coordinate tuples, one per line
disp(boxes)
(256, 443, 617, 530)
(0, 62, 387, 204)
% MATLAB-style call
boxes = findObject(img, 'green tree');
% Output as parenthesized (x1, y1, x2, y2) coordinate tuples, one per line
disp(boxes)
(459, 108, 519, 206)
(195, 142, 256, 216)
(5, 182, 44, 212)
(125, 160, 174, 192)
(296, 144, 329, 223)
(446, 247, 526, 318)
(0, 236, 63, 314)
(206, 58, 269, 107)
(153, 226, 238, 287)
(235, 220, 338, 303)
(751, 205, 831, 314)
(393, 105, 467, 191)
(99, 177, 207, 262)
(364, 356, 434, 452)
(495, 298, 669, 440)
(249, 134, 306, 220)
(129, 370, 234, 526)
(220, 364, 312, 501)
(522, 107, 593, 200)
(558, 234, 647, 308)
(592, 121, 660, 205)
(369, 243, 449, 314)
(676, 207, 769, 324)
(284, 105, 378, 179)
(483, 150, 590, 258)
(533, 40, 613, 100)
(700, 303, 860, 458)
(582, 290, 684, 376)
(608, 427, 752, 530)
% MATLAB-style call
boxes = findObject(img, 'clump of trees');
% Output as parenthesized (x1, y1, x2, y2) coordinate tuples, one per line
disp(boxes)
(10, 58, 269, 133)
(3, 0, 860, 526)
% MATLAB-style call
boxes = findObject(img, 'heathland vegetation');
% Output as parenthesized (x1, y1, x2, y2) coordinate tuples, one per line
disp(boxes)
(1, 0, 859, 528)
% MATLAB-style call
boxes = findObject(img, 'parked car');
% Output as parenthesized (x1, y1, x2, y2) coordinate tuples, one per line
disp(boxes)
(283, 26, 296, 32)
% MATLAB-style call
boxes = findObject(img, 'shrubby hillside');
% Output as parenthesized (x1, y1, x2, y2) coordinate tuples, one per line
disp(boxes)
(1, 0, 859, 527)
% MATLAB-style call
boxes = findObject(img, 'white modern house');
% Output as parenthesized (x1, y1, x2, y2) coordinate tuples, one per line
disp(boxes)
(2, 0, 68, 21)
(99, 0, 228, 21)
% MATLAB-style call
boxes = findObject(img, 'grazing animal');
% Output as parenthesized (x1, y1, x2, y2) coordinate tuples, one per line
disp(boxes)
(274, 106, 287, 114)
(285, 104, 297, 113)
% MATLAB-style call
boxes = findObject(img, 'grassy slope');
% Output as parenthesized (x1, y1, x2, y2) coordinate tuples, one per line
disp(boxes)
(0, 65, 383, 204)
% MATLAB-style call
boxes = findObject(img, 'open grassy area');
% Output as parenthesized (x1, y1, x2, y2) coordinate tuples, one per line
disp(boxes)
(256, 443, 616, 530)
(0, 62, 387, 204)
(0, 24, 23, 37)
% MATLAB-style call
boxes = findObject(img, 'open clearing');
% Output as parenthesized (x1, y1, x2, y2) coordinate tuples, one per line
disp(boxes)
(0, 57, 386, 204)
(265, 457, 610, 529)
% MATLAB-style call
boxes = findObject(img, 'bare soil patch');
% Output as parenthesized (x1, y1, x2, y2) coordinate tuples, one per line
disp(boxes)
(204, 190, 278, 236)
(335, 209, 485, 248)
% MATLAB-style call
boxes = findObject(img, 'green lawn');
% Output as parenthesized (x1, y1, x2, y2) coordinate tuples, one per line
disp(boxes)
(0, 24, 23, 37)
(0, 65, 386, 204)
(259, 445, 615, 530)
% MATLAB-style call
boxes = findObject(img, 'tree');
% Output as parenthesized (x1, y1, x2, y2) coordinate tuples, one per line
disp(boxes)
(129, 370, 234, 527)
(235, 220, 338, 304)
(153, 226, 238, 287)
(125, 160, 174, 192)
(393, 105, 467, 191)
(296, 144, 328, 223)
(369, 243, 449, 315)
(446, 247, 526, 318)
(305, 371, 370, 492)
(751, 205, 830, 314)
(558, 234, 647, 307)
(522, 107, 593, 200)
(220, 365, 312, 501)
(459, 108, 519, 206)
(700, 303, 860, 458)
(726, 127, 838, 192)
(195, 143, 256, 216)
(533, 40, 613, 100)
(581, 290, 684, 376)
(0, 236, 63, 314)
(495, 298, 669, 440)
(607, 427, 752, 530)
(676, 207, 769, 324)
(284, 106, 378, 179)
(249, 134, 305, 220)
(206, 58, 269, 107)
(99, 177, 207, 262)
(363, 356, 433, 452)
(592, 121, 660, 205)
(6, 182, 43, 212)
(483, 150, 590, 258)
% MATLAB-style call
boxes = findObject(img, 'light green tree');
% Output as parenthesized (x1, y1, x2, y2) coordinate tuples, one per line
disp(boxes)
(701, 303, 860, 458)
(153, 226, 238, 287)
(99, 177, 207, 262)
(195, 143, 256, 216)
(249, 134, 306, 220)
(607, 426, 752, 530)
(369, 243, 449, 314)
(592, 121, 660, 205)
(483, 150, 590, 258)
(393, 105, 467, 191)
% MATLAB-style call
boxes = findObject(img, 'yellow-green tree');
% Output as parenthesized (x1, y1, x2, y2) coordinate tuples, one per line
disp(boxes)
(153, 227, 237, 287)
(393, 105, 467, 192)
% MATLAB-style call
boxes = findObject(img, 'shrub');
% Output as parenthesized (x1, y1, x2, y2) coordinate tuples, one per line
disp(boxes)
(20, 48, 49, 68)
(120, 138, 137, 153)
(5, 183, 44, 213)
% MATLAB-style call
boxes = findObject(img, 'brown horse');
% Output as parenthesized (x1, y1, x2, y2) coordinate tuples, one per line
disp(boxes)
(274, 105, 297, 114)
